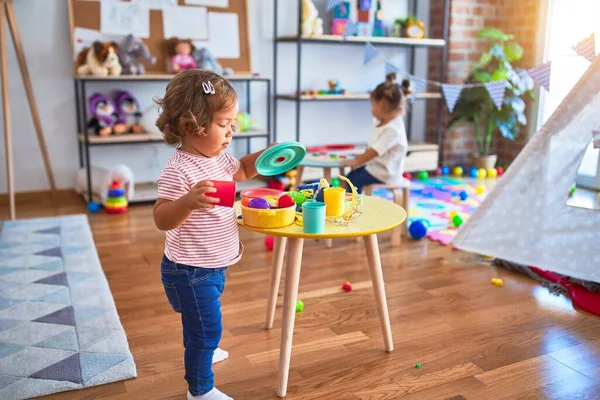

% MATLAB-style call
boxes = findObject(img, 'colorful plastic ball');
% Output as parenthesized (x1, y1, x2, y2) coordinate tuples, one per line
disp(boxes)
(496, 167, 504, 176)
(476, 184, 486, 195)
(402, 172, 412, 180)
(452, 214, 463, 227)
(469, 167, 478, 178)
(441, 166, 450, 176)
(415, 363, 421, 369)
(453, 166, 463, 177)
(278, 194, 296, 208)
(449, 211, 459, 219)
(241, 197, 252, 207)
(459, 191, 468, 201)
(477, 168, 487, 179)
(487, 168, 498, 178)
(87, 201, 101, 213)
(248, 198, 270, 209)
(342, 282, 352, 292)
(418, 171, 429, 180)
(287, 191, 307, 206)
(436, 168, 442, 176)
(331, 177, 341, 187)
(409, 220, 428, 239)
(491, 278, 504, 287)
(265, 236, 274, 250)
(295, 300, 304, 312)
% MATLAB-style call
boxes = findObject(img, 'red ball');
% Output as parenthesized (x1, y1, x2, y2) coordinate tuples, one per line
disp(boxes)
(278, 194, 296, 208)
(402, 172, 412, 180)
(496, 167, 504, 176)
(342, 282, 352, 292)
(265, 236, 274, 251)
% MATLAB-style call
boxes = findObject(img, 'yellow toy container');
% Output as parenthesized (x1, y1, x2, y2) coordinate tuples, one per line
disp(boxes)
(241, 204, 296, 229)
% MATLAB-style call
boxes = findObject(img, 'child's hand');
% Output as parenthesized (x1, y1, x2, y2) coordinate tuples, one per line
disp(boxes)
(183, 181, 220, 209)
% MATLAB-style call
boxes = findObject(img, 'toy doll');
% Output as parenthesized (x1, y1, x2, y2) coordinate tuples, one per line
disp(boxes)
(168, 39, 196, 73)
(87, 93, 119, 137)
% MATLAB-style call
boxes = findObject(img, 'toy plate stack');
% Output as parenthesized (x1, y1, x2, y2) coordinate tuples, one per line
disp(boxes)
(105, 180, 128, 214)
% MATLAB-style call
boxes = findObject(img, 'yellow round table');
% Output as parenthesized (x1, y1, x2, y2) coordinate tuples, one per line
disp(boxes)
(236, 195, 407, 397)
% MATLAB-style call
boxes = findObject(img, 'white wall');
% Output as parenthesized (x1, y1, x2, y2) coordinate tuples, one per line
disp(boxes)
(0, 0, 429, 193)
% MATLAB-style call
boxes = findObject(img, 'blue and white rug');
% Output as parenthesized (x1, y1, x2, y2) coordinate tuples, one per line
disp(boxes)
(0, 214, 136, 399)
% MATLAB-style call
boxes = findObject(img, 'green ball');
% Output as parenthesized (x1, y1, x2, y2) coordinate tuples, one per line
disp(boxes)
(295, 300, 304, 312)
(452, 215, 463, 227)
(331, 177, 341, 187)
(417, 171, 429, 180)
(415, 363, 421, 369)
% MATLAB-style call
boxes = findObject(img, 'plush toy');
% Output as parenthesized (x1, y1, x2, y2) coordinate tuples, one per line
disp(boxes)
(118, 34, 156, 75)
(193, 47, 234, 76)
(301, 0, 324, 37)
(113, 90, 144, 134)
(167, 39, 196, 73)
(76, 41, 122, 77)
(87, 93, 119, 137)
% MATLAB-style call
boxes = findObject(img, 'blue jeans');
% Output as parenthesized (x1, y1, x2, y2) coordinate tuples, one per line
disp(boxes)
(161, 255, 227, 396)
(347, 166, 382, 194)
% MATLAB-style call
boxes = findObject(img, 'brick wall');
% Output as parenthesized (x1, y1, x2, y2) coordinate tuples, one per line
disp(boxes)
(427, 0, 541, 167)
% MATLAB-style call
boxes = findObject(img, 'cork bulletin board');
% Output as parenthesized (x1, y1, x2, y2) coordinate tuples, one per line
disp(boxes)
(67, 0, 252, 75)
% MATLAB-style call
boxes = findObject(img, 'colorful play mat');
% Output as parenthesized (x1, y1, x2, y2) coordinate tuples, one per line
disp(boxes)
(372, 176, 498, 245)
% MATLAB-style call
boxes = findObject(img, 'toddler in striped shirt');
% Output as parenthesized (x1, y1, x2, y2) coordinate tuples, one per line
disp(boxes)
(153, 69, 270, 400)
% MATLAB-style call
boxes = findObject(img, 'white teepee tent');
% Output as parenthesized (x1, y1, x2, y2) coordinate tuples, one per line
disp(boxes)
(452, 56, 600, 284)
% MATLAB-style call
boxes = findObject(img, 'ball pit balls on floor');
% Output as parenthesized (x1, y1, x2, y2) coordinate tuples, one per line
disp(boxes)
(403, 172, 412, 180)
(265, 236, 275, 250)
(469, 167, 478, 178)
(487, 168, 498, 178)
(441, 166, 450, 176)
(452, 214, 463, 227)
(453, 166, 463, 177)
(476, 185, 486, 195)
(418, 171, 429, 180)
(409, 219, 428, 239)
(477, 168, 487, 179)
(459, 191, 468, 201)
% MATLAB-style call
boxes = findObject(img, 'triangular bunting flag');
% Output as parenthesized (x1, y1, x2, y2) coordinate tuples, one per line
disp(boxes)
(572, 33, 596, 62)
(484, 80, 507, 110)
(408, 75, 428, 95)
(528, 62, 552, 91)
(325, 0, 343, 12)
(385, 62, 398, 76)
(441, 83, 463, 112)
(364, 42, 379, 65)
(343, 20, 357, 39)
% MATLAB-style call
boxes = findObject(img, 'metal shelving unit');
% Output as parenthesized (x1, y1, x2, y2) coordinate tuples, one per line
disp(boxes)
(272, 0, 450, 163)
(73, 74, 271, 204)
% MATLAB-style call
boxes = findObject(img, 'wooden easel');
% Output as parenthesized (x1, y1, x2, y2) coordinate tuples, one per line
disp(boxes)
(0, 0, 56, 220)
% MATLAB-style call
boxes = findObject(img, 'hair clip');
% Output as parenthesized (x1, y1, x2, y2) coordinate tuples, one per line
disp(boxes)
(202, 81, 215, 94)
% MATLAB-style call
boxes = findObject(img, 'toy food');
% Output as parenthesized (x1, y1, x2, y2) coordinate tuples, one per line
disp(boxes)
(248, 198, 271, 209)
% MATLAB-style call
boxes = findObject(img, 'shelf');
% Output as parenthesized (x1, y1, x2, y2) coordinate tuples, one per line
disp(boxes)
(276, 92, 442, 101)
(277, 34, 446, 48)
(74, 73, 269, 82)
(78, 130, 269, 145)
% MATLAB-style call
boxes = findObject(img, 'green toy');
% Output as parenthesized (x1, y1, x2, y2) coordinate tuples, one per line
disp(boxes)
(417, 171, 429, 180)
(331, 177, 341, 187)
(295, 300, 304, 312)
(415, 363, 421, 369)
(452, 215, 463, 227)
(287, 191, 307, 206)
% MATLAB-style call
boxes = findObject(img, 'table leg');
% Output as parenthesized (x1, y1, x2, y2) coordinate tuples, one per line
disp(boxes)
(266, 236, 287, 329)
(278, 237, 304, 398)
(362, 234, 394, 352)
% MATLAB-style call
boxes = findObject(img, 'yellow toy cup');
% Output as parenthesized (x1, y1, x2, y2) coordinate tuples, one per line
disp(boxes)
(324, 187, 346, 217)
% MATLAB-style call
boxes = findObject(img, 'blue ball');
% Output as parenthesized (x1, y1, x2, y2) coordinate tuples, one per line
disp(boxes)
(87, 201, 101, 213)
(409, 220, 428, 240)
(459, 191, 468, 201)
(441, 166, 450, 176)
(469, 167, 478, 178)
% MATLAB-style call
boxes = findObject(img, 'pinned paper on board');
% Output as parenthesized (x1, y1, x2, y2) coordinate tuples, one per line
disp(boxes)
(163, 6, 209, 40)
(184, 0, 229, 7)
(207, 12, 239, 58)
(100, 0, 150, 38)
(73, 27, 123, 59)
(131, 0, 178, 10)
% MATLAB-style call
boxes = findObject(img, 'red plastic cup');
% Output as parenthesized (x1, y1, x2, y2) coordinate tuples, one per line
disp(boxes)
(206, 180, 236, 208)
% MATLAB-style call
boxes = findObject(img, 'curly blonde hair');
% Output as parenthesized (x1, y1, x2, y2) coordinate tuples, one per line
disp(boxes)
(154, 69, 238, 147)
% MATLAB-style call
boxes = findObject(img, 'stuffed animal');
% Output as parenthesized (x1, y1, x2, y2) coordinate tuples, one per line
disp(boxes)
(301, 0, 324, 37)
(193, 47, 234, 76)
(113, 90, 144, 134)
(118, 34, 156, 75)
(76, 41, 122, 77)
(167, 39, 196, 73)
(87, 93, 119, 137)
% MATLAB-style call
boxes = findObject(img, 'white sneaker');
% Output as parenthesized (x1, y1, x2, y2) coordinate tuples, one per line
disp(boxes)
(187, 387, 233, 399)
(212, 347, 229, 364)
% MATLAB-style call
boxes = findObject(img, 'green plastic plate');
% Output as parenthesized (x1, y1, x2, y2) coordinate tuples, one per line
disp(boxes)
(255, 141, 307, 176)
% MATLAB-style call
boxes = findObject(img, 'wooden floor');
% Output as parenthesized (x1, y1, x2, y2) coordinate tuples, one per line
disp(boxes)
(3, 193, 600, 400)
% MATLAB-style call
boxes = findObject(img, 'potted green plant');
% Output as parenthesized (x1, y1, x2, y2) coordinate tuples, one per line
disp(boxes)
(448, 27, 536, 169)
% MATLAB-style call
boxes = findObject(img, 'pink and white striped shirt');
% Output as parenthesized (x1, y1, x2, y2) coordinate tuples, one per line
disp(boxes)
(157, 150, 243, 268)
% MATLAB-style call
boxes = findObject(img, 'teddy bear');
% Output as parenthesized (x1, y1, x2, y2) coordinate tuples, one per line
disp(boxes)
(76, 41, 122, 77)
(302, 0, 324, 37)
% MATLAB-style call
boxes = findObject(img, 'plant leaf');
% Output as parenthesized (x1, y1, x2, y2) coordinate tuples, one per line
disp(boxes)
(491, 68, 508, 81)
(478, 27, 514, 42)
(504, 42, 523, 62)
(473, 71, 493, 83)
(474, 52, 493, 70)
